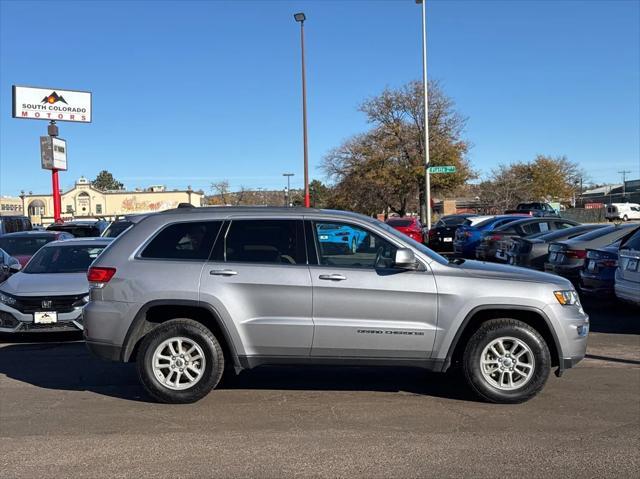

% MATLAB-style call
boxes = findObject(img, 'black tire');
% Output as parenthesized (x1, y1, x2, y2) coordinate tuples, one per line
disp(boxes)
(623, 215, 629, 222)
(462, 318, 551, 404)
(136, 318, 224, 404)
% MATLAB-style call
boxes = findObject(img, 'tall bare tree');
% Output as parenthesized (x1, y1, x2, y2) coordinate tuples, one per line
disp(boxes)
(323, 80, 473, 218)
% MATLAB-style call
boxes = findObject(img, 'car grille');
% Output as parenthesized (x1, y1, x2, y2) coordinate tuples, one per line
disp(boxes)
(11, 294, 85, 314)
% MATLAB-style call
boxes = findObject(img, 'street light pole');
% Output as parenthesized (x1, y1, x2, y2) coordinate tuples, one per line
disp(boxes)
(416, 0, 431, 230)
(283, 173, 294, 207)
(294, 12, 310, 208)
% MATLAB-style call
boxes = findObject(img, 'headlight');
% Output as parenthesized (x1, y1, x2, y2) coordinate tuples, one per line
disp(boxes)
(554, 290, 580, 306)
(0, 291, 17, 306)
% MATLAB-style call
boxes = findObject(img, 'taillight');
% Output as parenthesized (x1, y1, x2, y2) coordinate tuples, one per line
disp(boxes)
(464, 231, 472, 238)
(565, 249, 586, 259)
(88, 267, 116, 284)
(489, 234, 503, 241)
(601, 259, 618, 268)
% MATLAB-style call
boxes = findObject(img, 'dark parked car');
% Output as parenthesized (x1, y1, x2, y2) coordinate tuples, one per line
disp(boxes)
(0, 248, 21, 283)
(47, 220, 108, 238)
(504, 202, 559, 217)
(453, 215, 528, 258)
(0, 231, 74, 267)
(426, 214, 477, 252)
(475, 218, 579, 262)
(506, 224, 606, 270)
(615, 228, 640, 306)
(545, 223, 640, 280)
(0, 215, 32, 236)
(386, 216, 425, 244)
(578, 242, 620, 297)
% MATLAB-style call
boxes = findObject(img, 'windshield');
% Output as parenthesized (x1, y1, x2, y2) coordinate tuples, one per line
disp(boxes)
(23, 244, 106, 274)
(387, 219, 413, 227)
(102, 221, 133, 238)
(441, 216, 469, 226)
(48, 225, 99, 237)
(0, 236, 55, 256)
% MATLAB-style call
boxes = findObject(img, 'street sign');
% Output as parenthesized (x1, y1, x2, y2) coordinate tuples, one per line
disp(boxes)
(13, 85, 92, 123)
(40, 136, 68, 171)
(428, 166, 456, 174)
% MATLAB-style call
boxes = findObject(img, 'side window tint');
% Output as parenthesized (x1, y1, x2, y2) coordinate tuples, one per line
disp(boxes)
(556, 222, 573, 230)
(141, 221, 222, 260)
(621, 230, 640, 251)
(224, 220, 305, 265)
(314, 221, 397, 269)
(522, 223, 542, 234)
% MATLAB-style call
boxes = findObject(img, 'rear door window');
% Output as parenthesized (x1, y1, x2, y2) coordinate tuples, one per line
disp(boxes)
(141, 221, 222, 260)
(221, 219, 306, 265)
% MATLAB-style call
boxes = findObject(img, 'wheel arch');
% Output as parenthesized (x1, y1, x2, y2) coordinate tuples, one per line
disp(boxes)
(121, 299, 241, 372)
(442, 305, 562, 373)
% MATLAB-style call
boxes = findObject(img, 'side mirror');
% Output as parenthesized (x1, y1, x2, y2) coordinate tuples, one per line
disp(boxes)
(394, 248, 418, 269)
(9, 262, 22, 273)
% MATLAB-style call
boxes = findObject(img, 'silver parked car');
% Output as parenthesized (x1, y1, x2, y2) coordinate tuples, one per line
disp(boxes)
(84, 207, 589, 404)
(0, 238, 111, 332)
(615, 228, 640, 305)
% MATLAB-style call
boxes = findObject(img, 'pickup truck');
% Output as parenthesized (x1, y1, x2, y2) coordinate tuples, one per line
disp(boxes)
(505, 202, 560, 217)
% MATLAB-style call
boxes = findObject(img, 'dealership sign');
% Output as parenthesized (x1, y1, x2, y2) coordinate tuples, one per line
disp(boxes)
(13, 85, 92, 123)
(40, 136, 68, 170)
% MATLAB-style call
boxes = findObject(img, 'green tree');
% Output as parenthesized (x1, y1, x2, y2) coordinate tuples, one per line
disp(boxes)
(323, 80, 473, 218)
(479, 155, 584, 211)
(92, 170, 124, 191)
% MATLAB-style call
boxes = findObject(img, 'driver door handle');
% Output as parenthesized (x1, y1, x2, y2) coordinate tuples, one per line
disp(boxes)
(210, 269, 238, 276)
(319, 274, 347, 281)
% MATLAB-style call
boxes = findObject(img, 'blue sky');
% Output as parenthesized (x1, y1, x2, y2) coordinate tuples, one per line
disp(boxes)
(1, 0, 638, 197)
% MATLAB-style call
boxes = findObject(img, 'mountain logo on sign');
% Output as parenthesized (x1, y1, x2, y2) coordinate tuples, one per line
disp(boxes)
(41, 92, 68, 105)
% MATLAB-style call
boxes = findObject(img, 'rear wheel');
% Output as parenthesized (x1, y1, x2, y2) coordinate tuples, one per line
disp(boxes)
(136, 318, 224, 404)
(462, 318, 551, 403)
(623, 215, 629, 222)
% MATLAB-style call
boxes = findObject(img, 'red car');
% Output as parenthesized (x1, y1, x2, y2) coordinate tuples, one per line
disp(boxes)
(386, 216, 425, 243)
(0, 231, 74, 267)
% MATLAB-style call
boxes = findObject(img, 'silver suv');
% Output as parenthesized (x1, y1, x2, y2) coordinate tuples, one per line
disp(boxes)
(84, 207, 589, 404)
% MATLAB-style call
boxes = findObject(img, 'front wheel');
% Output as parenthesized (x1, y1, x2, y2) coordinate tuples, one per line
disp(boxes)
(462, 318, 551, 403)
(136, 318, 224, 403)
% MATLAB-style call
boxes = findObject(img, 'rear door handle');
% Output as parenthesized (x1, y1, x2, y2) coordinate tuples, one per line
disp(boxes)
(318, 274, 347, 281)
(209, 269, 238, 276)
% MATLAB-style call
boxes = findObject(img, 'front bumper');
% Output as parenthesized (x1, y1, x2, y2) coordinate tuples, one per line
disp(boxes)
(0, 303, 84, 333)
(543, 302, 589, 375)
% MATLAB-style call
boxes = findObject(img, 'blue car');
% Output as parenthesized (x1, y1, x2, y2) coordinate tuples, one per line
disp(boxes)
(453, 215, 528, 258)
(579, 242, 620, 297)
(316, 223, 365, 254)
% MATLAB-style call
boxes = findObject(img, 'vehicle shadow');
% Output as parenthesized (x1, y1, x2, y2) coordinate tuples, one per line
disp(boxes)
(581, 297, 640, 335)
(222, 365, 477, 402)
(0, 337, 147, 402)
(0, 338, 479, 403)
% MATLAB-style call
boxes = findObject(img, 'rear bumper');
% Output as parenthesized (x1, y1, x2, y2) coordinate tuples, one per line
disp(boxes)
(85, 340, 123, 361)
(579, 273, 615, 296)
(615, 279, 640, 305)
(544, 262, 581, 279)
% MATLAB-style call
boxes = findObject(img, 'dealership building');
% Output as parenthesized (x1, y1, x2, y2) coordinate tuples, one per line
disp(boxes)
(18, 177, 204, 226)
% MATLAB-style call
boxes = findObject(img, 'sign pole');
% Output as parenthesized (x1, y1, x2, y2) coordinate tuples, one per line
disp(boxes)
(418, 0, 431, 230)
(48, 120, 62, 223)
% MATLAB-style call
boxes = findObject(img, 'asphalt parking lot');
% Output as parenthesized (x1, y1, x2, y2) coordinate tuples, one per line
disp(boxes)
(1, 298, 638, 479)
